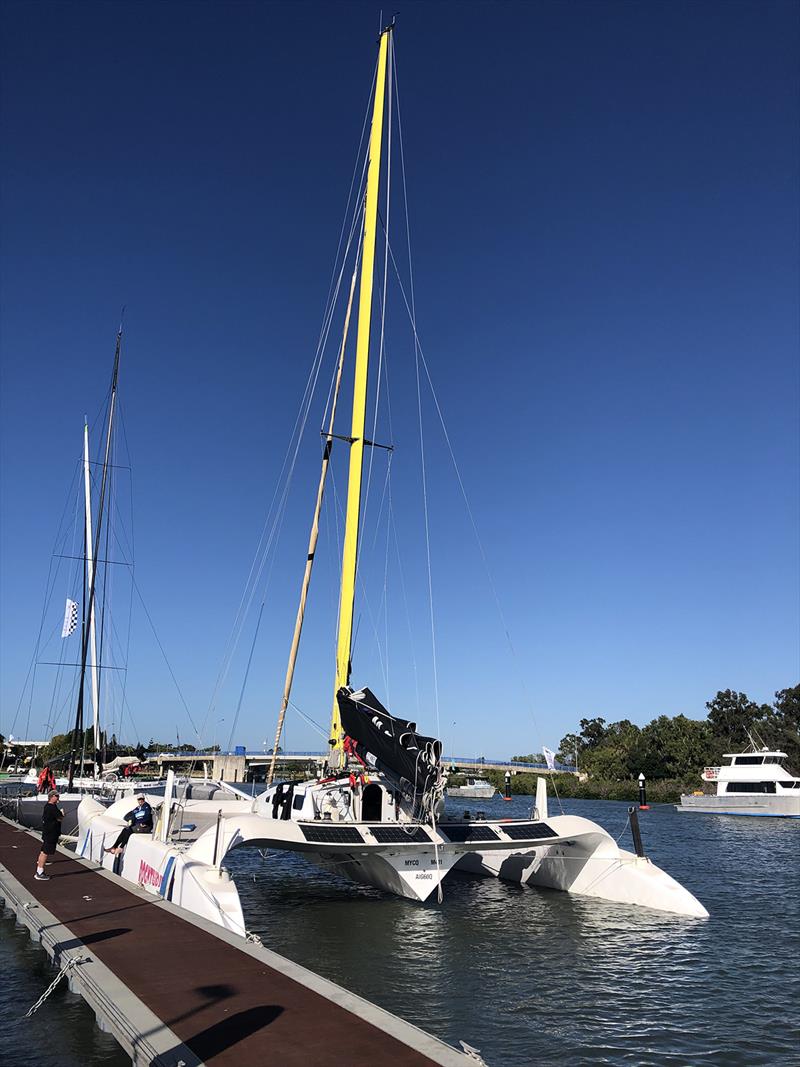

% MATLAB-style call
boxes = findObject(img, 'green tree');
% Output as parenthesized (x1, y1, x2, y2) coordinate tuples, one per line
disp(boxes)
(638, 715, 713, 780)
(556, 734, 582, 764)
(774, 685, 800, 728)
(771, 685, 800, 767)
(705, 690, 771, 748)
(579, 717, 608, 747)
(557, 718, 608, 766)
(587, 719, 643, 779)
(40, 727, 96, 764)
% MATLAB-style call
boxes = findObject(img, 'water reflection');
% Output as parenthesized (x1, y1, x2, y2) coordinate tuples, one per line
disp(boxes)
(0, 910, 128, 1067)
(228, 795, 799, 1066)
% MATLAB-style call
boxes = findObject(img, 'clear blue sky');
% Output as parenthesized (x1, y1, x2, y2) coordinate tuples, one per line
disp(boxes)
(1, 0, 797, 758)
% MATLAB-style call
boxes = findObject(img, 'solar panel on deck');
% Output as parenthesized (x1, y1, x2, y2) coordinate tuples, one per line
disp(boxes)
(369, 826, 431, 844)
(300, 824, 364, 844)
(439, 823, 499, 843)
(500, 821, 558, 841)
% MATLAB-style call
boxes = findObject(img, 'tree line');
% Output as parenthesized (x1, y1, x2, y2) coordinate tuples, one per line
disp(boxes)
(551, 687, 799, 782)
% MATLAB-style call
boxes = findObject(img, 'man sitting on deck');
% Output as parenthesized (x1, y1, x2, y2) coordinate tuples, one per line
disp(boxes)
(104, 794, 154, 855)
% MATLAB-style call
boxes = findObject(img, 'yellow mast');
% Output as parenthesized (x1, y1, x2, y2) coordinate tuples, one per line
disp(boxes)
(330, 24, 392, 751)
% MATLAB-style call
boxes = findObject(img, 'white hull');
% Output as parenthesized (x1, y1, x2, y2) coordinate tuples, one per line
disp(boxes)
(77, 793, 255, 935)
(246, 773, 709, 916)
(78, 781, 709, 923)
(305, 848, 461, 901)
(678, 794, 800, 817)
(453, 813, 709, 918)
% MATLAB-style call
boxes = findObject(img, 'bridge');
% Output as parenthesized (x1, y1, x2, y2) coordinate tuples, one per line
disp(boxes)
(140, 750, 575, 783)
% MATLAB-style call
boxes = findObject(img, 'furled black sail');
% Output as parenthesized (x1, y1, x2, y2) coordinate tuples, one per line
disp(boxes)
(336, 687, 442, 800)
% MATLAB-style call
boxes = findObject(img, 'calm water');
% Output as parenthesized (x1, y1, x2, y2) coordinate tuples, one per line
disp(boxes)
(3, 797, 798, 1066)
(0, 908, 128, 1067)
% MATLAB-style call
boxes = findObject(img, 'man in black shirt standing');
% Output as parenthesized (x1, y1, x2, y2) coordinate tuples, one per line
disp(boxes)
(35, 790, 63, 880)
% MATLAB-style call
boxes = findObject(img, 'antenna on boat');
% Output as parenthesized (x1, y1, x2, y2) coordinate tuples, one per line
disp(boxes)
(379, 13, 398, 38)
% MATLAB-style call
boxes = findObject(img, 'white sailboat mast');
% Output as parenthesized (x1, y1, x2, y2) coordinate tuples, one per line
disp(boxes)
(83, 420, 101, 779)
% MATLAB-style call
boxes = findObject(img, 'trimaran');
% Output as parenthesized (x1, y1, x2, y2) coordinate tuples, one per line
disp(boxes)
(79, 23, 708, 932)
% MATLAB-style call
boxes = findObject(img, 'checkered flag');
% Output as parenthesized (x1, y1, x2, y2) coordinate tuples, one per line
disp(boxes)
(61, 598, 79, 638)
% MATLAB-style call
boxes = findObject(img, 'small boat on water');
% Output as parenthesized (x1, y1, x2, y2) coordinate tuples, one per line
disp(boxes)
(678, 746, 800, 818)
(447, 777, 496, 800)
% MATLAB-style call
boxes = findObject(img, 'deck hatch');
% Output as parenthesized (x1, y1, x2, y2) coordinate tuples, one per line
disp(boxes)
(369, 826, 432, 844)
(300, 824, 364, 844)
(439, 823, 499, 843)
(500, 821, 558, 841)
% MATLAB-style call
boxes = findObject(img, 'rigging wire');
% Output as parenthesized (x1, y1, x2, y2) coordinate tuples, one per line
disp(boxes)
(203, 146, 370, 752)
(225, 602, 265, 753)
(12, 455, 83, 742)
(9, 341, 131, 751)
(317, 54, 379, 404)
(129, 573, 200, 738)
(381, 457, 392, 706)
(392, 45, 441, 743)
(390, 485, 422, 724)
(391, 43, 552, 782)
(350, 460, 394, 697)
(39, 465, 86, 740)
(287, 700, 329, 741)
(359, 31, 393, 574)
(95, 412, 117, 759)
(382, 195, 552, 791)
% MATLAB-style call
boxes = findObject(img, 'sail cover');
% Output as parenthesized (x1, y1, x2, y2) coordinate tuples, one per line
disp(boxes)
(337, 687, 442, 797)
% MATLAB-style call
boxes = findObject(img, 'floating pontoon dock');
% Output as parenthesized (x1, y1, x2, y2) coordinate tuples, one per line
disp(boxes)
(0, 817, 467, 1066)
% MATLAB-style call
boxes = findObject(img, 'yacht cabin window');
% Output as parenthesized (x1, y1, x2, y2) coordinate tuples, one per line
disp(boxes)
(725, 782, 776, 793)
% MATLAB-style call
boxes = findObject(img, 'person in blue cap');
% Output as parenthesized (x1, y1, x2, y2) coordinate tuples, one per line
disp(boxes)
(104, 794, 154, 855)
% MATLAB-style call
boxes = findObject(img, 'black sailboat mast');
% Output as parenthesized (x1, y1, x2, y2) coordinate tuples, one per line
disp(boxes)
(67, 326, 122, 790)
(70, 514, 89, 782)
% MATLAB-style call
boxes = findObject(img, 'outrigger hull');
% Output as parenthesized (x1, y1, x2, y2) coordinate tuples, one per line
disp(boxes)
(453, 814, 709, 918)
(77, 794, 254, 936)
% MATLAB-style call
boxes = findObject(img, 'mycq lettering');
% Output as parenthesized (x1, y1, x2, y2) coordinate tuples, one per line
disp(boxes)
(138, 859, 162, 888)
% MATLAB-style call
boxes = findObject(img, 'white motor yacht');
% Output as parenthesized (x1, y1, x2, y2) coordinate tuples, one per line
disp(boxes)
(446, 777, 497, 800)
(678, 747, 800, 817)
